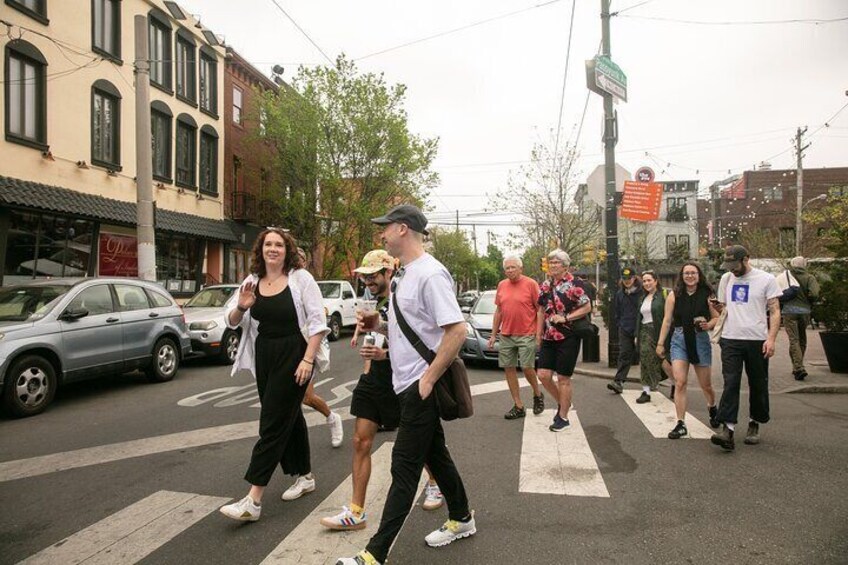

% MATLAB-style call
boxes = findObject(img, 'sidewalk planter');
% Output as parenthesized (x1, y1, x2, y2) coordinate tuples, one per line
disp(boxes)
(819, 332, 848, 374)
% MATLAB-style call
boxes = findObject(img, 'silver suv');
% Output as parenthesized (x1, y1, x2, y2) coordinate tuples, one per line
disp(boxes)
(0, 278, 191, 418)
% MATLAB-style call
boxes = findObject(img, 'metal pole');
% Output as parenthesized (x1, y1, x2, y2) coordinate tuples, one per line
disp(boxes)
(134, 15, 156, 281)
(795, 126, 808, 256)
(601, 0, 620, 367)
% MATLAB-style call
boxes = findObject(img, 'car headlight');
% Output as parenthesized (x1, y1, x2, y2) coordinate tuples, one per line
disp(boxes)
(466, 322, 476, 337)
(189, 320, 218, 331)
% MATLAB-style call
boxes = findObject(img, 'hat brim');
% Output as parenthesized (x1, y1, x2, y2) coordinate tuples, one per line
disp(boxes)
(721, 259, 742, 271)
(370, 215, 392, 225)
(353, 266, 385, 275)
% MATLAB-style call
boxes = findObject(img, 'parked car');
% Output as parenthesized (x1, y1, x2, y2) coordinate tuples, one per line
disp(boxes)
(0, 278, 191, 418)
(317, 280, 359, 341)
(183, 284, 240, 364)
(461, 290, 498, 364)
(457, 290, 480, 309)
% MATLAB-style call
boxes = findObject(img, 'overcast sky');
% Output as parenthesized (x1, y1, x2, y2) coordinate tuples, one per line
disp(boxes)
(180, 0, 848, 248)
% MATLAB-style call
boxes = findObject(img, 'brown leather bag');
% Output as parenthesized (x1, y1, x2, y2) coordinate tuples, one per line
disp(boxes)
(392, 296, 473, 421)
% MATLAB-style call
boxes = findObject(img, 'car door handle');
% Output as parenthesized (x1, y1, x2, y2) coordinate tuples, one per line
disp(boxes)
(106, 317, 119, 323)
(148, 312, 160, 318)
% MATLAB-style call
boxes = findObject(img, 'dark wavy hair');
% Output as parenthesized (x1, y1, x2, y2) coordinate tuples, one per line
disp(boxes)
(250, 228, 303, 277)
(673, 261, 712, 297)
(640, 270, 662, 292)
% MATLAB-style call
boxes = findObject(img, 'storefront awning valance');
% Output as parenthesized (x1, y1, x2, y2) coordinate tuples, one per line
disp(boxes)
(0, 175, 238, 242)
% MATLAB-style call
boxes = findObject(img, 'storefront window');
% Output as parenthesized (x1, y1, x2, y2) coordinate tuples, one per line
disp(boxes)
(227, 248, 250, 283)
(156, 233, 200, 292)
(4, 211, 93, 285)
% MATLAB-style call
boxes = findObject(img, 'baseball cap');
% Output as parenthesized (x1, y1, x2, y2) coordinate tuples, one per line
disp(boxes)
(353, 250, 397, 275)
(621, 267, 635, 279)
(721, 245, 749, 271)
(370, 204, 429, 235)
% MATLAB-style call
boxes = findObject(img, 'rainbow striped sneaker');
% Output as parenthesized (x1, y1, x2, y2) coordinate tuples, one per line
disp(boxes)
(320, 506, 367, 531)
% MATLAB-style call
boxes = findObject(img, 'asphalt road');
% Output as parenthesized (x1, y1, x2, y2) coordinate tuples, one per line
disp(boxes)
(1, 337, 846, 565)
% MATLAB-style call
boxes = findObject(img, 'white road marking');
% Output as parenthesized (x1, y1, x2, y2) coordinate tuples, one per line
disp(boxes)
(620, 390, 713, 439)
(519, 409, 610, 498)
(261, 442, 427, 564)
(18, 490, 229, 565)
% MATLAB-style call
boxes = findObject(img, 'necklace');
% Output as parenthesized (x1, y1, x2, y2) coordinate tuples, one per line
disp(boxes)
(264, 274, 285, 286)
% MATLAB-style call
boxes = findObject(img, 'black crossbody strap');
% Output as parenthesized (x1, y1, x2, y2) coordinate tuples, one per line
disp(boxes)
(391, 288, 437, 365)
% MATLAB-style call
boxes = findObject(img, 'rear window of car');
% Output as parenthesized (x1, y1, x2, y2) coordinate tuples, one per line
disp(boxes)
(318, 283, 340, 299)
(115, 284, 151, 311)
(146, 288, 173, 308)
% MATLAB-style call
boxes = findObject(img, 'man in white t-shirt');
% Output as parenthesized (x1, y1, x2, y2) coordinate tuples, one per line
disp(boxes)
(337, 205, 474, 565)
(711, 245, 782, 451)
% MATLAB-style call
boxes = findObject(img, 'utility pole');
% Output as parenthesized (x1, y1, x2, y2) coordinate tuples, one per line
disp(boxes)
(601, 0, 621, 368)
(794, 126, 810, 255)
(710, 181, 718, 247)
(472, 223, 478, 255)
(134, 15, 156, 281)
(455, 209, 459, 233)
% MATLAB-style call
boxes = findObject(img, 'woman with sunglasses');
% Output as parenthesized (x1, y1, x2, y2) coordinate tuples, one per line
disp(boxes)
(634, 271, 668, 404)
(656, 262, 720, 439)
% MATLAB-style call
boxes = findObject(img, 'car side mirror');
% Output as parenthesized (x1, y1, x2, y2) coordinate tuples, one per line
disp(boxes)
(461, 306, 471, 314)
(60, 307, 89, 321)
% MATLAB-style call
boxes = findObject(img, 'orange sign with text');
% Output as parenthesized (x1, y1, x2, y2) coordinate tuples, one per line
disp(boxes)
(620, 181, 663, 222)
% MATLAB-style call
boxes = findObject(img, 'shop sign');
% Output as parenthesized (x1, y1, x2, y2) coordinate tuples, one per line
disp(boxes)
(99, 233, 138, 277)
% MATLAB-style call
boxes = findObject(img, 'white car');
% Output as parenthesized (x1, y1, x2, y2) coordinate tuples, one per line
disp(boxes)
(183, 284, 241, 364)
(317, 280, 359, 341)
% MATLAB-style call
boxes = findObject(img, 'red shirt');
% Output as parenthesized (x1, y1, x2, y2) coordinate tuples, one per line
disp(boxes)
(495, 275, 540, 336)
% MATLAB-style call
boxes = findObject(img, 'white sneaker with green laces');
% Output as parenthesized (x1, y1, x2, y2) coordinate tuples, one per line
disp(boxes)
(219, 495, 261, 522)
(320, 506, 367, 530)
(335, 549, 381, 564)
(424, 511, 477, 547)
(422, 482, 444, 511)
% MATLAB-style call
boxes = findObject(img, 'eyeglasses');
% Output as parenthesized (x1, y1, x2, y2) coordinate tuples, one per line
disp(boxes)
(361, 271, 385, 282)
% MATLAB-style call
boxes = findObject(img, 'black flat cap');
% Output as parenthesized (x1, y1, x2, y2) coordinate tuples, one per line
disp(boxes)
(721, 244, 749, 271)
(371, 204, 429, 235)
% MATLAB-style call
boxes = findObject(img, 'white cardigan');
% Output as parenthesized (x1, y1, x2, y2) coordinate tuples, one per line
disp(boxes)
(226, 270, 330, 378)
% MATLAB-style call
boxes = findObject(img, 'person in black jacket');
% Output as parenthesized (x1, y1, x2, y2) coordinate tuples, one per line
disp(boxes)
(608, 268, 642, 394)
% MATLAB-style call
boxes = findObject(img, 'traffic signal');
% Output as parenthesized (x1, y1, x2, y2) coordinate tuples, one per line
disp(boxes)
(541, 257, 548, 273)
(582, 246, 596, 265)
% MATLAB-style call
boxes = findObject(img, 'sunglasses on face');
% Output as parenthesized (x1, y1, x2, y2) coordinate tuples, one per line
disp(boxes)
(361, 272, 385, 283)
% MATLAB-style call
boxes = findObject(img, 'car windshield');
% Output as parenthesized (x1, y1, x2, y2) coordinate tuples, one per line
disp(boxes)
(472, 293, 496, 315)
(185, 287, 236, 308)
(0, 285, 71, 322)
(318, 283, 340, 299)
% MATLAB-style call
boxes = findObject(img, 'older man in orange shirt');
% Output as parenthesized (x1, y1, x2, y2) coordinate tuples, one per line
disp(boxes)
(488, 255, 545, 419)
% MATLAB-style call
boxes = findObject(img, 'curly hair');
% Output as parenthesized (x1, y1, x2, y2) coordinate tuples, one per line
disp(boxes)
(673, 261, 712, 298)
(250, 228, 303, 278)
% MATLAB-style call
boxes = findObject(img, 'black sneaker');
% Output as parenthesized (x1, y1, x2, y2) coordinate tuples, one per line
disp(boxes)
(504, 405, 526, 420)
(744, 421, 760, 445)
(636, 391, 651, 404)
(711, 424, 735, 451)
(708, 405, 719, 429)
(668, 420, 687, 439)
(793, 370, 808, 381)
(532, 394, 545, 415)
(607, 381, 623, 394)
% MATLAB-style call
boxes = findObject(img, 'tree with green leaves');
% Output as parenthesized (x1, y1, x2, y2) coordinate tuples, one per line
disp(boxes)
(428, 227, 479, 292)
(252, 55, 439, 277)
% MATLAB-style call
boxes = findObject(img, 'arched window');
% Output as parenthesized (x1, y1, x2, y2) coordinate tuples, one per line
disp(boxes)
(151, 100, 173, 182)
(199, 125, 218, 196)
(91, 79, 122, 169)
(175, 113, 197, 188)
(148, 8, 173, 91)
(4, 39, 47, 149)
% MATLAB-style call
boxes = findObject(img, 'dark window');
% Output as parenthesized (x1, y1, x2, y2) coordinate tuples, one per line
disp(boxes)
(156, 233, 200, 290)
(91, 80, 121, 169)
(175, 115, 196, 188)
(666, 235, 677, 257)
(175, 33, 196, 103)
(232, 86, 243, 124)
(146, 288, 173, 308)
(763, 186, 783, 202)
(4, 40, 47, 149)
(151, 102, 172, 181)
(779, 227, 796, 254)
(148, 12, 172, 90)
(67, 285, 115, 316)
(92, 0, 121, 61)
(5, 0, 48, 24)
(199, 127, 218, 195)
(115, 284, 151, 311)
(199, 49, 217, 115)
(678, 235, 690, 254)
(232, 155, 241, 191)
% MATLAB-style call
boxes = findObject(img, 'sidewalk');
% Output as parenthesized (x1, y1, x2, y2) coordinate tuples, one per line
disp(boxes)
(574, 321, 848, 394)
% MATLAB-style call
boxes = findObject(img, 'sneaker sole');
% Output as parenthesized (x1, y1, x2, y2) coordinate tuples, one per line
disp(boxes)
(549, 425, 570, 432)
(744, 438, 760, 445)
(667, 432, 687, 439)
(504, 414, 526, 420)
(710, 436, 735, 451)
(220, 508, 260, 522)
(425, 527, 477, 548)
(282, 485, 316, 501)
(606, 384, 623, 394)
(422, 500, 444, 511)
(320, 519, 367, 531)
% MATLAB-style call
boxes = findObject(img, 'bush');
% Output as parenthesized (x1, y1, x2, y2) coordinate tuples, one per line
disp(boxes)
(811, 260, 848, 332)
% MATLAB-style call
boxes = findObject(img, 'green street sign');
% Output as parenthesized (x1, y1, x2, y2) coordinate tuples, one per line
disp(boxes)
(591, 55, 627, 102)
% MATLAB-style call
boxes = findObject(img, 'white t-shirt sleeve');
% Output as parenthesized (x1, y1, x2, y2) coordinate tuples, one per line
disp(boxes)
(423, 270, 465, 327)
(765, 275, 782, 300)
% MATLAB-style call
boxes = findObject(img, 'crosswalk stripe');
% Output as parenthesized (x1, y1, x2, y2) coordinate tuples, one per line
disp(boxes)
(18, 490, 230, 565)
(261, 442, 428, 564)
(620, 390, 713, 439)
(519, 409, 610, 498)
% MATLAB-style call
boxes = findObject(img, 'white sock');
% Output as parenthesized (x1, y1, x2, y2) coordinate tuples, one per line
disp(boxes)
(642, 386, 651, 393)
(327, 412, 336, 423)
(726, 423, 735, 431)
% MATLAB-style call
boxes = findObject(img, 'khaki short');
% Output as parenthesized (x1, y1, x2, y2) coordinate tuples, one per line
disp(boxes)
(498, 334, 537, 368)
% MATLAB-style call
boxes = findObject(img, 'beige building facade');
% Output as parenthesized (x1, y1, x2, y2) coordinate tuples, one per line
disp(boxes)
(0, 0, 235, 294)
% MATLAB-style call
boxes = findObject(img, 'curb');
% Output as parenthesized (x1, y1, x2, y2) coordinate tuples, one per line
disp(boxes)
(574, 366, 638, 383)
(782, 384, 848, 394)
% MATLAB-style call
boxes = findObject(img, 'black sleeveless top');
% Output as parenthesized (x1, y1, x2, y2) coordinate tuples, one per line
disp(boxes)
(251, 286, 300, 338)
(672, 286, 711, 364)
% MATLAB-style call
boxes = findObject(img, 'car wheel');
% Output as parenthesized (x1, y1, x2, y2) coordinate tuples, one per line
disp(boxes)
(2, 355, 57, 418)
(146, 337, 180, 382)
(219, 330, 240, 365)
(327, 313, 342, 342)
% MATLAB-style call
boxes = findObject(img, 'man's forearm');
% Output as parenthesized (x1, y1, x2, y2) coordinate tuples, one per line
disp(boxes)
(422, 324, 465, 384)
(768, 299, 781, 341)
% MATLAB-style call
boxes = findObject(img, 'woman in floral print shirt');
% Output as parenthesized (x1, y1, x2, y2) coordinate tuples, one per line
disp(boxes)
(536, 249, 593, 432)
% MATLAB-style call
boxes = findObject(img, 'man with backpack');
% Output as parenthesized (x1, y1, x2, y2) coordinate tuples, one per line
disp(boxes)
(779, 256, 820, 381)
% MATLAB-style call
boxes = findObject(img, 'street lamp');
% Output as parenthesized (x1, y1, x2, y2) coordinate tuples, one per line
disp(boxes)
(797, 193, 828, 255)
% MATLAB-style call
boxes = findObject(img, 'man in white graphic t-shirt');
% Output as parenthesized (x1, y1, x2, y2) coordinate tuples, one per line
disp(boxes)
(711, 245, 782, 451)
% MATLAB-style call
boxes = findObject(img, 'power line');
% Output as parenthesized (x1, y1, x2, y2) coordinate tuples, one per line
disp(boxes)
(267, 0, 334, 65)
(618, 14, 848, 26)
(354, 0, 563, 61)
(613, 0, 659, 15)
(551, 0, 577, 164)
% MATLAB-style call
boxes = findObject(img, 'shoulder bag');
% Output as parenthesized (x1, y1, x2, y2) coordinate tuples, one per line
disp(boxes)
(392, 296, 473, 421)
(548, 283, 596, 340)
(710, 273, 730, 344)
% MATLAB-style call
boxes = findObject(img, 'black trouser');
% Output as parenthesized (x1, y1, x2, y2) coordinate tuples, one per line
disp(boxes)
(244, 334, 311, 486)
(717, 338, 770, 426)
(366, 383, 470, 563)
(614, 329, 636, 383)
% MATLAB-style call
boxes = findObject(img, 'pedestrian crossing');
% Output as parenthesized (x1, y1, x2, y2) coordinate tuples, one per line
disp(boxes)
(620, 390, 713, 439)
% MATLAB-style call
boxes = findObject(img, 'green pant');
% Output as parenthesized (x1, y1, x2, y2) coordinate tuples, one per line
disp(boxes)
(783, 314, 809, 373)
(639, 323, 662, 389)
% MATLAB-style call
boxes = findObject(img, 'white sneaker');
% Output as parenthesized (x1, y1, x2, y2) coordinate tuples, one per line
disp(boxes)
(282, 474, 316, 501)
(328, 412, 344, 448)
(422, 483, 444, 511)
(424, 511, 476, 547)
(219, 495, 261, 522)
(320, 505, 367, 530)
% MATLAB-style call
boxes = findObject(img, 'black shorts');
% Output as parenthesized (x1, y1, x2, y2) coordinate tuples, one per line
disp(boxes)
(538, 336, 581, 376)
(350, 372, 401, 428)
